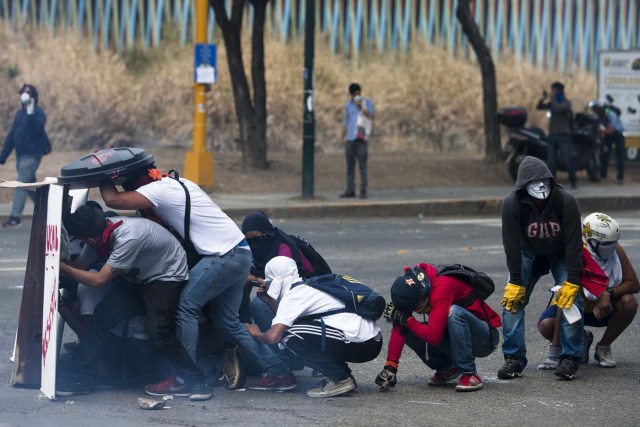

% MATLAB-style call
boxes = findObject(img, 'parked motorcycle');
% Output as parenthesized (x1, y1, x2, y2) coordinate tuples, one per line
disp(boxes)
(498, 107, 601, 182)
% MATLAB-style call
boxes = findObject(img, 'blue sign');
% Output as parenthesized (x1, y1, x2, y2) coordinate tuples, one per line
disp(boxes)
(194, 43, 217, 84)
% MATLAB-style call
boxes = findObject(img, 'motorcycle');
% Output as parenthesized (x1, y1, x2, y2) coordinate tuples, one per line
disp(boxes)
(498, 107, 601, 182)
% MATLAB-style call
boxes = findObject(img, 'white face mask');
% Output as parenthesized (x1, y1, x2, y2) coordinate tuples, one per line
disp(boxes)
(589, 240, 617, 261)
(20, 92, 30, 105)
(526, 179, 551, 200)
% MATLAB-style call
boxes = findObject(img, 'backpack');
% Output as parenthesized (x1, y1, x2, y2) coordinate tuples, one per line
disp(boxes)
(435, 264, 496, 308)
(285, 234, 332, 278)
(292, 273, 386, 320)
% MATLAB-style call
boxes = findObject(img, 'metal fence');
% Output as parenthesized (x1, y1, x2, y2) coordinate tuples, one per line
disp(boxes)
(1, 0, 639, 72)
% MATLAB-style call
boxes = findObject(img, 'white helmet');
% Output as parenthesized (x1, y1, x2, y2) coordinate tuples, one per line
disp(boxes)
(583, 212, 620, 260)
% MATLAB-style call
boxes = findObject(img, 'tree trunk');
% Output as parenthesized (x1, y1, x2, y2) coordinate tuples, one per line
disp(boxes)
(210, 0, 268, 168)
(250, 1, 268, 167)
(456, 0, 501, 162)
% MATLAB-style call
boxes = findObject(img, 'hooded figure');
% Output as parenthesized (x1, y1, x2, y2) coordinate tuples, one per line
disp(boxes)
(264, 256, 303, 303)
(498, 155, 584, 382)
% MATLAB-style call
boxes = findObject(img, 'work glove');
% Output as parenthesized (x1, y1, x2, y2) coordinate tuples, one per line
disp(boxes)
(375, 365, 397, 392)
(383, 302, 409, 326)
(555, 281, 580, 309)
(26, 98, 35, 115)
(501, 283, 526, 313)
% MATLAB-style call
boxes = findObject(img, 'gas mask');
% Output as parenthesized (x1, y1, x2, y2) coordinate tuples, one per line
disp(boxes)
(526, 179, 551, 200)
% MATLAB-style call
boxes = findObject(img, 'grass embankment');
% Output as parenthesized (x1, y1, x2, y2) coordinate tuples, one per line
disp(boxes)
(0, 26, 596, 155)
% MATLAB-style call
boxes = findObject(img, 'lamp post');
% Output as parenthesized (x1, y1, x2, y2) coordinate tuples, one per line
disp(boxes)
(185, 0, 214, 187)
(301, 0, 315, 198)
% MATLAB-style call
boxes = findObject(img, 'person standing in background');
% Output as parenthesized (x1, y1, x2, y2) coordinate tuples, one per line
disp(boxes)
(0, 83, 52, 228)
(340, 83, 375, 199)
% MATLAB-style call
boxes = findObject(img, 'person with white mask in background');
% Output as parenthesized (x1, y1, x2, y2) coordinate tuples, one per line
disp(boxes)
(498, 156, 584, 381)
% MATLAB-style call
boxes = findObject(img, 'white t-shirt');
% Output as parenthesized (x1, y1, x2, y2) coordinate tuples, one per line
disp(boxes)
(135, 177, 245, 256)
(271, 283, 380, 343)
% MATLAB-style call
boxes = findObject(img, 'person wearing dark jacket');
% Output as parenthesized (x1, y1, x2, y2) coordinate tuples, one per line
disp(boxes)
(375, 264, 501, 393)
(536, 81, 576, 188)
(0, 83, 51, 228)
(498, 156, 584, 381)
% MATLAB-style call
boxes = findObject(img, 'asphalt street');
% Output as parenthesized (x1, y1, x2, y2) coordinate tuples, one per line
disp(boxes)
(1, 214, 640, 426)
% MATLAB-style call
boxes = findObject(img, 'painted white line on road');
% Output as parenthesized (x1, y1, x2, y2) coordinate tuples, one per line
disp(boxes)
(0, 259, 26, 263)
(0, 267, 25, 271)
(408, 401, 450, 406)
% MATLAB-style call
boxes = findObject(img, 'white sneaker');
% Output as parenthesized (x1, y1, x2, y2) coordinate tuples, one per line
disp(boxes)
(595, 344, 617, 368)
(306, 377, 356, 398)
(537, 356, 559, 370)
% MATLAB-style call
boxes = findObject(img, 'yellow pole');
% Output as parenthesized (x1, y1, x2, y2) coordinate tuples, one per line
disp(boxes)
(185, 0, 214, 187)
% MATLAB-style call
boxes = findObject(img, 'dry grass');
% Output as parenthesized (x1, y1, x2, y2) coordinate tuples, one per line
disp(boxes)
(0, 25, 597, 156)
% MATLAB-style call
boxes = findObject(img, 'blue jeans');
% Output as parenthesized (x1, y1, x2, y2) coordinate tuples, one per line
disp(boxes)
(11, 155, 41, 219)
(427, 306, 499, 374)
(502, 250, 584, 367)
(251, 296, 275, 333)
(175, 245, 289, 376)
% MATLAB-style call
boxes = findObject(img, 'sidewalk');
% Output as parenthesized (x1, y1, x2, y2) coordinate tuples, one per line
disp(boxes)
(2, 182, 639, 220)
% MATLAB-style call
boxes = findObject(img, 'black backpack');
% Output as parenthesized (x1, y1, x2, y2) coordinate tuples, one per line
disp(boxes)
(435, 264, 496, 308)
(284, 234, 332, 278)
(293, 273, 386, 320)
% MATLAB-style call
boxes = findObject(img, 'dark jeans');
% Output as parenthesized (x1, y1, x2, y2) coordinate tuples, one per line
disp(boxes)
(600, 131, 625, 181)
(282, 319, 382, 382)
(547, 133, 576, 186)
(345, 139, 368, 194)
(76, 280, 205, 385)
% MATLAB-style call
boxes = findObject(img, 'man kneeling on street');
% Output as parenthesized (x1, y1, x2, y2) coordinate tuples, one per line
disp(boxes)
(245, 257, 382, 398)
(375, 264, 501, 392)
(56, 205, 213, 401)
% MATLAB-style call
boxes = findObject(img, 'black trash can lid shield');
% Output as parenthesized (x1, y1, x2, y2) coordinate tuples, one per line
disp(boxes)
(58, 147, 155, 188)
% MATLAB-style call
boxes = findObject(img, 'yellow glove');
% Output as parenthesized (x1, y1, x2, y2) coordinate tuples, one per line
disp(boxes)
(555, 281, 580, 309)
(501, 283, 526, 313)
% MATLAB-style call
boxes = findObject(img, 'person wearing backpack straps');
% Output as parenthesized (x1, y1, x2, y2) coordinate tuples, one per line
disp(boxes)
(376, 263, 501, 393)
(245, 256, 382, 398)
(99, 161, 296, 395)
(499, 156, 584, 381)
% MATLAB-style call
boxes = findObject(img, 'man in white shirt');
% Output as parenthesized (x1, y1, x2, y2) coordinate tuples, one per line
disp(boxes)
(246, 257, 382, 398)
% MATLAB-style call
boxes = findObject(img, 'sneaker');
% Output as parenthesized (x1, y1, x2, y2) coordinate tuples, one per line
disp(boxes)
(498, 357, 523, 379)
(580, 330, 594, 364)
(222, 346, 246, 390)
(428, 367, 460, 386)
(306, 377, 356, 398)
(555, 357, 578, 380)
(2, 217, 21, 228)
(246, 372, 297, 391)
(144, 375, 192, 397)
(339, 191, 355, 198)
(189, 383, 214, 401)
(595, 343, 617, 368)
(455, 373, 484, 392)
(56, 374, 92, 397)
(537, 357, 559, 370)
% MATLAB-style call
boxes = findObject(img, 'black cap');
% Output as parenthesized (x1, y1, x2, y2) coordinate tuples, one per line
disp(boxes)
(390, 267, 430, 313)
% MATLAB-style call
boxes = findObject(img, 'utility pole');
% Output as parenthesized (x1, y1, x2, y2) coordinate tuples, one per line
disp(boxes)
(185, 0, 214, 187)
(301, 0, 315, 198)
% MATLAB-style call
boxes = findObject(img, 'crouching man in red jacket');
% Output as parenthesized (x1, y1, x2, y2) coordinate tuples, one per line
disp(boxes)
(375, 263, 502, 392)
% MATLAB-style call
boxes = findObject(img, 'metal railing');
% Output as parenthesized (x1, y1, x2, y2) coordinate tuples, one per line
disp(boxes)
(1, 0, 639, 72)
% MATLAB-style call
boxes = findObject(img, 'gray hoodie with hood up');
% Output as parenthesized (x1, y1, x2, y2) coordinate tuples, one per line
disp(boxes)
(501, 156, 582, 286)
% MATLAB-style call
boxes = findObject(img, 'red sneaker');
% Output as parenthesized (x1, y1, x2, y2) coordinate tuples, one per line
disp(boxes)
(455, 373, 484, 392)
(145, 375, 192, 397)
(246, 372, 297, 391)
(427, 367, 459, 386)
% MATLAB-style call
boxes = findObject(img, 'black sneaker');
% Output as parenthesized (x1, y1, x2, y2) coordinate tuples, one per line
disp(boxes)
(498, 357, 524, 379)
(579, 330, 594, 364)
(189, 383, 214, 401)
(2, 217, 21, 228)
(555, 357, 578, 380)
(56, 374, 92, 397)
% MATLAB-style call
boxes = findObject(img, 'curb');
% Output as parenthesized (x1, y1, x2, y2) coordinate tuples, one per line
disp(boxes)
(221, 194, 640, 219)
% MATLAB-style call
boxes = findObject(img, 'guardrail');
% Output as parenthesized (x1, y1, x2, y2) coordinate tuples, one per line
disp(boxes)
(1, 0, 638, 72)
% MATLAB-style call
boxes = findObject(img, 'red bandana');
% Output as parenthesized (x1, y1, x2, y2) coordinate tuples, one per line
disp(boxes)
(97, 219, 123, 259)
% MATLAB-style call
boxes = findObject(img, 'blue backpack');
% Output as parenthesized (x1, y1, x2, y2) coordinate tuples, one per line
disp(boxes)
(292, 274, 386, 320)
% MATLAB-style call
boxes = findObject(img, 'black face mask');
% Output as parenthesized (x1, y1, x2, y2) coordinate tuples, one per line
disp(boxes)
(247, 234, 276, 271)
